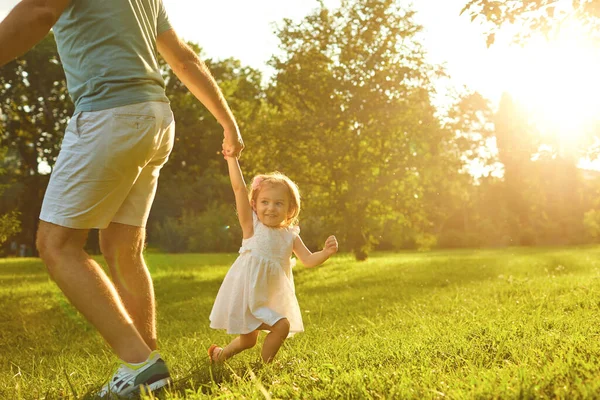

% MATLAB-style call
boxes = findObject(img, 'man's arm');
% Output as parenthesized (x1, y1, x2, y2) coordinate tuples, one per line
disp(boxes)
(156, 28, 243, 156)
(0, 0, 71, 67)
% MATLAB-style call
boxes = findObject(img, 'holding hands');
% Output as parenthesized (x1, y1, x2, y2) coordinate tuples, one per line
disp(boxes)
(222, 123, 244, 158)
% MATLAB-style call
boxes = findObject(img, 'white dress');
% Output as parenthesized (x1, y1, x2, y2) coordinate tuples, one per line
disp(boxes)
(209, 212, 304, 336)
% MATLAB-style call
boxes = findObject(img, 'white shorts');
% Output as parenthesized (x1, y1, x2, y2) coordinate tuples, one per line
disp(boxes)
(40, 101, 175, 229)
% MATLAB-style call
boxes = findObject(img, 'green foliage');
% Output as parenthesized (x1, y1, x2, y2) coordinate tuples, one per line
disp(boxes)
(2, 5, 599, 256)
(152, 204, 242, 253)
(159, 51, 263, 179)
(3, 249, 600, 398)
(0, 147, 21, 246)
(425, 91, 497, 248)
(583, 209, 600, 241)
(492, 94, 586, 246)
(461, 0, 600, 44)
(438, 228, 483, 248)
(0, 210, 20, 246)
(150, 169, 233, 223)
(0, 32, 72, 172)
(0, 33, 71, 251)
(243, 0, 465, 259)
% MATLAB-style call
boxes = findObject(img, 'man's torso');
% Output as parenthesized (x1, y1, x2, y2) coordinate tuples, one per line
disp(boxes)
(53, 0, 172, 113)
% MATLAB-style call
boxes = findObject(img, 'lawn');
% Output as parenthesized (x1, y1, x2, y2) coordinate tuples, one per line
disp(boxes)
(1, 247, 600, 399)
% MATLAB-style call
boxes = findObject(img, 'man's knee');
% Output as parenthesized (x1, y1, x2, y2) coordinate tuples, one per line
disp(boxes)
(100, 237, 143, 265)
(99, 236, 117, 264)
(100, 243, 144, 265)
(36, 226, 52, 263)
(36, 223, 61, 264)
(100, 225, 145, 264)
(36, 222, 88, 273)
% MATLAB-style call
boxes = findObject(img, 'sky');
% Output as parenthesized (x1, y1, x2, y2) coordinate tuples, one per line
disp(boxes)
(162, 0, 508, 103)
(0, 0, 507, 102)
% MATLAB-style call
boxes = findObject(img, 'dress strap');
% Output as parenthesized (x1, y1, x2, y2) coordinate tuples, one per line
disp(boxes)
(289, 224, 300, 237)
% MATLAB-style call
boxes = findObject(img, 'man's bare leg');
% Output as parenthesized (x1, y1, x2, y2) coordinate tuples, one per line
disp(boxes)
(36, 221, 151, 363)
(100, 222, 157, 350)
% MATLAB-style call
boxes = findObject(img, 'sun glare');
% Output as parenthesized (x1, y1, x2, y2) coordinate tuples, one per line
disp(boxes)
(497, 24, 600, 147)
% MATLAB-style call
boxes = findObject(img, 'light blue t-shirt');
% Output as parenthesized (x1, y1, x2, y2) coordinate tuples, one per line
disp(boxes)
(53, 0, 172, 113)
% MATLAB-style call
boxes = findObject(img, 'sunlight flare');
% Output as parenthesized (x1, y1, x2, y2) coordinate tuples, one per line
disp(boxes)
(499, 23, 600, 147)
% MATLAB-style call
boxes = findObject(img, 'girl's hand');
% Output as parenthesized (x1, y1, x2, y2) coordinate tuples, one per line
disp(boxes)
(323, 235, 338, 256)
(222, 140, 239, 159)
(222, 126, 244, 158)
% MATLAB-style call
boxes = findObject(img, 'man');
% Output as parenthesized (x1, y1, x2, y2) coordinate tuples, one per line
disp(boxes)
(0, 0, 244, 396)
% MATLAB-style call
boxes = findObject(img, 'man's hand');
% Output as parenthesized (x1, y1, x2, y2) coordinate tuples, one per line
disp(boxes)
(157, 29, 244, 157)
(222, 124, 244, 158)
(323, 235, 339, 256)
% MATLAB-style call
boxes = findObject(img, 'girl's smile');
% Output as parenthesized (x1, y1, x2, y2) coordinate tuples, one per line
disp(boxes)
(253, 185, 291, 227)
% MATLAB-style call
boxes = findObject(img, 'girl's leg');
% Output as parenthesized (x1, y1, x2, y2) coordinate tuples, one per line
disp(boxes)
(211, 331, 259, 362)
(258, 318, 290, 362)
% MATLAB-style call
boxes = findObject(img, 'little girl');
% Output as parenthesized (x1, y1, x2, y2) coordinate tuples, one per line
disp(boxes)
(207, 147, 338, 363)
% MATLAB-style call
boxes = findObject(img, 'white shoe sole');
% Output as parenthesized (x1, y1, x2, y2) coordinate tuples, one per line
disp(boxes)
(113, 377, 171, 398)
(144, 377, 171, 392)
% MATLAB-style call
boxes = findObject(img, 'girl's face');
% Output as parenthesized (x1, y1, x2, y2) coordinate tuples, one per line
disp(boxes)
(253, 184, 291, 227)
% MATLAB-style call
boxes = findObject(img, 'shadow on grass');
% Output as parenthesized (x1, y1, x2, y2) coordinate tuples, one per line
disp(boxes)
(297, 249, 597, 297)
(289, 248, 600, 327)
(3, 248, 600, 397)
(0, 258, 49, 285)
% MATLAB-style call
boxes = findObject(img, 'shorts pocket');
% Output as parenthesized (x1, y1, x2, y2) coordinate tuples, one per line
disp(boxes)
(106, 114, 158, 171)
(76, 111, 105, 136)
(114, 114, 157, 131)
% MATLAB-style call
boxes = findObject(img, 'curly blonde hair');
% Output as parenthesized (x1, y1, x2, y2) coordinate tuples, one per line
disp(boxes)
(249, 172, 301, 226)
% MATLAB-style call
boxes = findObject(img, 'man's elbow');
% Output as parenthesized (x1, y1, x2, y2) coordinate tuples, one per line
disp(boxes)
(33, 4, 61, 29)
(171, 53, 201, 77)
(159, 39, 199, 76)
(170, 60, 190, 76)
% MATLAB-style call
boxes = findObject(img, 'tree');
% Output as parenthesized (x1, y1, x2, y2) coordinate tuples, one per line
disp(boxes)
(158, 47, 264, 180)
(0, 147, 21, 248)
(462, 0, 600, 45)
(434, 91, 499, 247)
(0, 33, 72, 251)
(243, 0, 466, 259)
(481, 92, 587, 246)
(492, 93, 540, 243)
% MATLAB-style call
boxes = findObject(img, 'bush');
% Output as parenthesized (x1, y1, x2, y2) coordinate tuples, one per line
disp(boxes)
(0, 211, 21, 245)
(151, 203, 242, 253)
(584, 209, 600, 242)
(186, 205, 242, 253)
(439, 229, 488, 249)
(152, 216, 188, 253)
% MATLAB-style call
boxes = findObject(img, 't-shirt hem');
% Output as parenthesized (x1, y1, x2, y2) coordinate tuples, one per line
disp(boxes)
(75, 94, 169, 114)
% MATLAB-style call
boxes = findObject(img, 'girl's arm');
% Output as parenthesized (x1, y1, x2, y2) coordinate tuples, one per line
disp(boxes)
(225, 156, 254, 238)
(293, 235, 338, 268)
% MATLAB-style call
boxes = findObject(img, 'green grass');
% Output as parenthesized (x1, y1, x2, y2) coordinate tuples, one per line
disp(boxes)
(2, 247, 600, 399)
